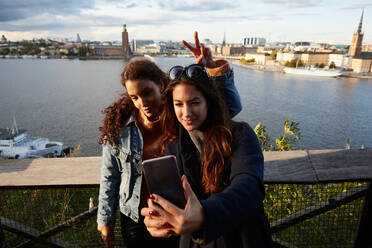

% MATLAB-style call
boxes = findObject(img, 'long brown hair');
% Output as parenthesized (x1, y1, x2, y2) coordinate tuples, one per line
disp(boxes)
(99, 58, 167, 145)
(161, 72, 233, 194)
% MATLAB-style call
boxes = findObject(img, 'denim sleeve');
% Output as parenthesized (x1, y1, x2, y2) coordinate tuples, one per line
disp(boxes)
(211, 70, 242, 118)
(97, 144, 121, 226)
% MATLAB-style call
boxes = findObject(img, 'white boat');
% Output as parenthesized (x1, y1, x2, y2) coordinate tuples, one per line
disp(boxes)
(0, 116, 63, 159)
(284, 67, 343, 77)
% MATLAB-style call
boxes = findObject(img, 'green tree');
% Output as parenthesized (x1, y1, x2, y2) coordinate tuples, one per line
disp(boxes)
(275, 120, 301, 151)
(254, 120, 301, 151)
(314, 63, 319, 67)
(78, 45, 89, 57)
(254, 123, 274, 151)
(329, 61, 336, 69)
(319, 63, 325, 68)
(270, 49, 278, 59)
(285, 59, 303, 68)
(67, 49, 77, 56)
(0, 48, 9, 55)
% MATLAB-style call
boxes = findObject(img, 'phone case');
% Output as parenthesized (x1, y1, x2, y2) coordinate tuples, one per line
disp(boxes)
(142, 155, 186, 208)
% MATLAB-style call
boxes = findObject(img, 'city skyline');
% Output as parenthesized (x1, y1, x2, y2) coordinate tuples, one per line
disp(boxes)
(0, 0, 371, 45)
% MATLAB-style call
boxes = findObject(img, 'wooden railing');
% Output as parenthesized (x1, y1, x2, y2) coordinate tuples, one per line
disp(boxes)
(1, 148, 371, 247)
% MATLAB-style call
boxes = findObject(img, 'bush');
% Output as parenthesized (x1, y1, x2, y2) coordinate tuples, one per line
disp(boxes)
(254, 119, 301, 151)
(329, 61, 336, 69)
(240, 58, 255, 64)
(284, 59, 303, 68)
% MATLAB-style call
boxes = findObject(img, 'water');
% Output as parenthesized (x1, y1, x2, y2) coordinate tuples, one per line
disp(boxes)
(0, 57, 371, 156)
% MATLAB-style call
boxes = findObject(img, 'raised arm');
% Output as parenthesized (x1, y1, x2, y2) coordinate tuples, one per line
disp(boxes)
(183, 31, 242, 117)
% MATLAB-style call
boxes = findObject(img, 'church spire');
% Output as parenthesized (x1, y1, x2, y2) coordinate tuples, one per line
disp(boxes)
(357, 9, 364, 34)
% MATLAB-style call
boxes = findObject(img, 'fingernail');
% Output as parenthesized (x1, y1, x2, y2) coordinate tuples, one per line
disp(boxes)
(149, 210, 157, 216)
(162, 222, 169, 227)
(167, 230, 174, 235)
(150, 194, 155, 200)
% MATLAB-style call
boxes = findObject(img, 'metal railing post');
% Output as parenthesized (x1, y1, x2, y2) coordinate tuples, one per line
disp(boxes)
(354, 180, 372, 248)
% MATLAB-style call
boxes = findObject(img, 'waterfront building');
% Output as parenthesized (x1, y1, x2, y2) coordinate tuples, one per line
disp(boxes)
(300, 53, 330, 66)
(362, 44, 372, 52)
(265, 42, 289, 50)
(328, 54, 351, 68)
(158, 41, 188, 54)
(222, 45, 246, 56)
(91, 45, 124, 56)
(244, 37, 266, 46)
(135, 43, 160, 54)
(244, 52, 273, 65)
(276, 52, 301, 65)
(257, 46, 273, 55)
(349, 10, 364, 57)
(350, 58, 372, 73)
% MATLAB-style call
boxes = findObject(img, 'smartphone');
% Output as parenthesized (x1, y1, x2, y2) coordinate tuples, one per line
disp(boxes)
(142, 155, 186, 209)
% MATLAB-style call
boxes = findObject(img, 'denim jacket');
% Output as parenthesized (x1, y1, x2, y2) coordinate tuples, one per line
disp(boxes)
(97, 62, 242, 226)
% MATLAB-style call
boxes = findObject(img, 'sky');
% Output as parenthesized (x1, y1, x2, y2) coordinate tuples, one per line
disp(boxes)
(0, 0, 371, 45)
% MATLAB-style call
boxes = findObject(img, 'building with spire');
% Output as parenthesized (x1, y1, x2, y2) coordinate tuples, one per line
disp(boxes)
(348, 10, 364, 57)
(349, 10, 372, 73)
(222, 32, 226, 47)
(91, 23, 132, 58)
(76, 33, 82, 44)
(122, 23, 132, 58)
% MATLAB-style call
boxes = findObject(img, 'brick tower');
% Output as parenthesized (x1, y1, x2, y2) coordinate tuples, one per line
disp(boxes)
(348, 10, 364, 58)
(122, 23, 132, 58)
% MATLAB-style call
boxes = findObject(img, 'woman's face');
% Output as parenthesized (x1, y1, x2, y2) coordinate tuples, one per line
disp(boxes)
(172, 84, 208, 131)
(125, 79, 162, 120)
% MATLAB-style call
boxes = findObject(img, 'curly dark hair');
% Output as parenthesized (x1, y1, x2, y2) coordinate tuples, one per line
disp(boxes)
(98, 58, 167, 145)
(160, 71, 233, 194)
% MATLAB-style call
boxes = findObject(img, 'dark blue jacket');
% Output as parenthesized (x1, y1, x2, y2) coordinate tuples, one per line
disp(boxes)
(166, 122, 273, 248)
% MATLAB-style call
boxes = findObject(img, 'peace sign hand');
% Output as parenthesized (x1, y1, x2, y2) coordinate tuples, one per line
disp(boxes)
(182, 31, 217, 68)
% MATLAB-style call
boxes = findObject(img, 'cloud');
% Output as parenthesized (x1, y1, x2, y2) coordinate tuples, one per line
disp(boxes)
(0, 0, 95, 22)
(158, 0, 237, 11)
(261, 0, 323, 8)
(339, 3, 372, 10)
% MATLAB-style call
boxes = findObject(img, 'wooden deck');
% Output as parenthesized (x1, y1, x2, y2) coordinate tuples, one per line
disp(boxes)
(0, 149, 371, 187)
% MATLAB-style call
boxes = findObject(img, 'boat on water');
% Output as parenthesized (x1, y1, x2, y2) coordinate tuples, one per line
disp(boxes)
(283, 67, 343, 77)
(0, 116, 64, 159)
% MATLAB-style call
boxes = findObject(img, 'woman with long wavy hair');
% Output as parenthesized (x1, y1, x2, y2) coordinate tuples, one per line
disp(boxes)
(141, 64, 273, 248)
(97, 32, 242, 248)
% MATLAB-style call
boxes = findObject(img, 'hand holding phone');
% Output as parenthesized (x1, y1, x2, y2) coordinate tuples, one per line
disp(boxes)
(142, 155, 186, 209)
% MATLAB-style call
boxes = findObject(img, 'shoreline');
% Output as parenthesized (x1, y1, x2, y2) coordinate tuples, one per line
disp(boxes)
(232, 61, 284, 73)
(232, 61, 372, 79)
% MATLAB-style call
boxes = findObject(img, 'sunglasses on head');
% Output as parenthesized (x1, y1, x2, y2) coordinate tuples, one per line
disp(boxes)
(168, 64, 208, 81)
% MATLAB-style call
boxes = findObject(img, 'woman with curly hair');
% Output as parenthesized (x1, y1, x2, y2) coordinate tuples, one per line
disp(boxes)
(141, 63, 273, 247)
(97, 32, 242, 248)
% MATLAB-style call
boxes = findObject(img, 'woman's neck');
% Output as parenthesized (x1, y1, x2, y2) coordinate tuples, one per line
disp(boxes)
(135, 111, 163, 160)
(136, 110, 160, 130)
